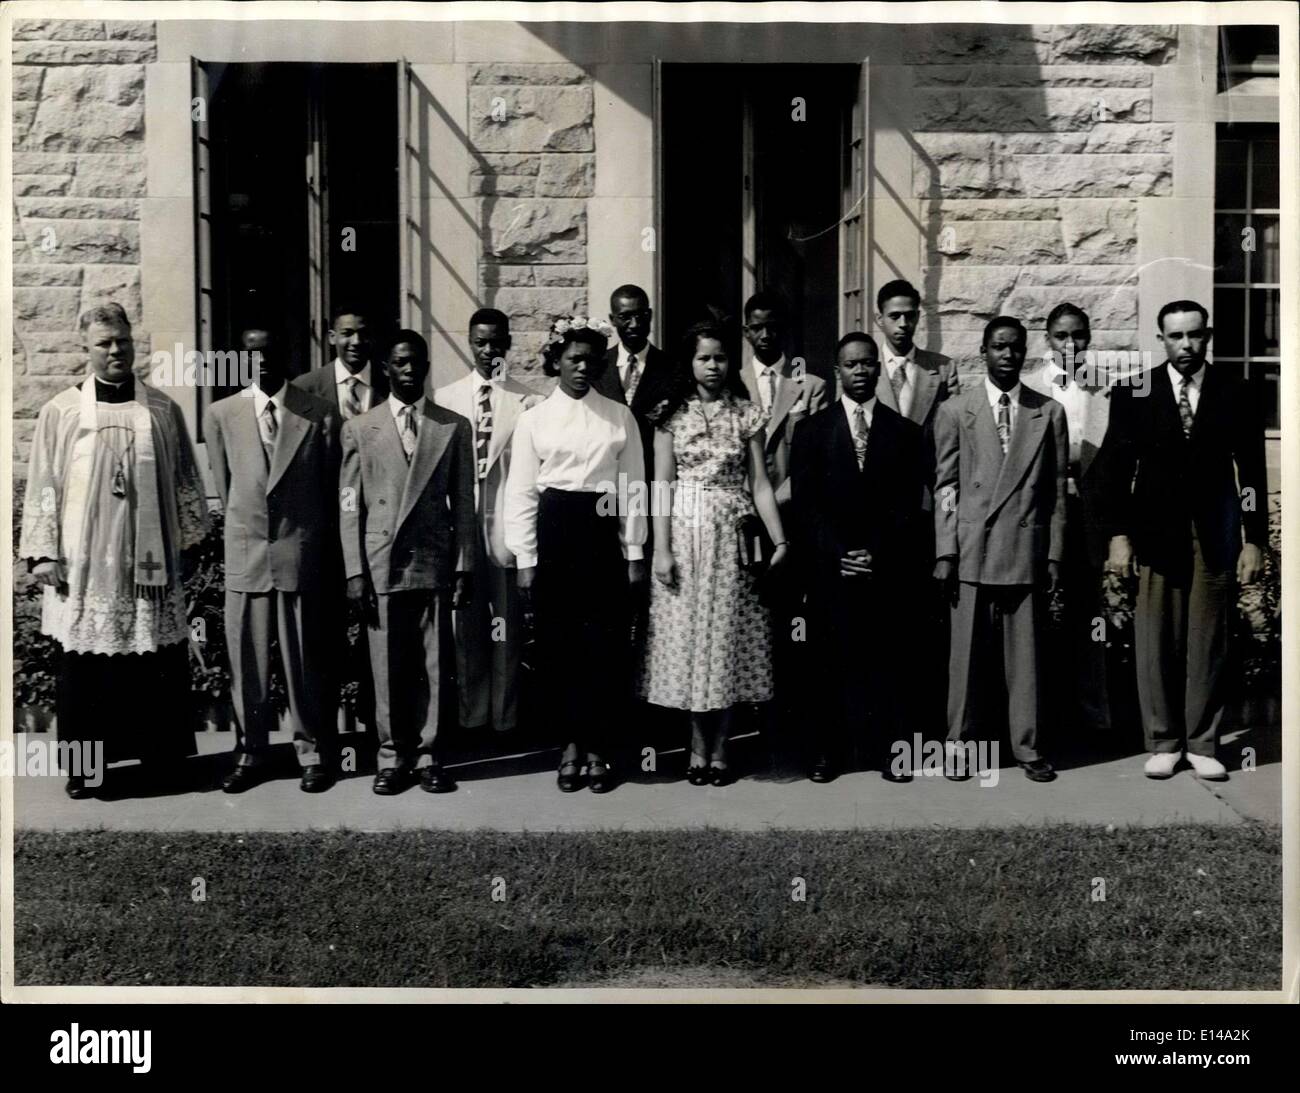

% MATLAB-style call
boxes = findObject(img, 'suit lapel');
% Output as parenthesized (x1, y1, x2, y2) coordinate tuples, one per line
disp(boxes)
(232, 397, 268, 490)
(1150, 367, 1189, 448)
(829, 403, 859, 482)
(487, 383, 522, 471)
(395, 403, 453, 533)
(909, 362, 939, 425)
(267, 385, 312, 493)
(964, 389, 1003, 470)
(989, 390, 1047, 517)
(767, 368, 801, 447)
(875, 367, 899, 413)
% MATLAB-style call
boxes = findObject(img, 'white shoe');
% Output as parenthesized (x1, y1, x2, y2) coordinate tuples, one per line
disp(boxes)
(1143, 752, 1180, 779)
(1185, 753, 1228, 781)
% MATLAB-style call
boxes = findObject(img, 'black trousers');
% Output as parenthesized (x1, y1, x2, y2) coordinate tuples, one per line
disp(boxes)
(57, 641, 196, 764)
(535, 489, 630, 758)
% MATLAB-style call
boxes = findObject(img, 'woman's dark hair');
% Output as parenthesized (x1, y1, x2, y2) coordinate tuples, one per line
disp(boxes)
(541, 325, 609, 377)
(1045, 301, 1091, 336)
(658, 313, 750, 421)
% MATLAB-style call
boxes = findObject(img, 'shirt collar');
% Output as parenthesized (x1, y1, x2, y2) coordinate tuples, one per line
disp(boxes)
(884, 345, 915, 370)
(842, 393, 876, 422)
(618, 341, 654, 368)
(335, 359, 371, 387)
(985, 377, 1021, 408)
(252, 382, 288, 415)
(389, 393, 424, 420)
(1168, 361, 1205, 389)
(754, 354, 786, 376)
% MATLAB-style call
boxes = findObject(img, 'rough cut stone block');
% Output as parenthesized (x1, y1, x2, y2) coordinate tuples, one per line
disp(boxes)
(27, 353, 91, 376)
(469, 86, 595, 152)
(1018, 264, 1138, 287)
(105, 21, 156, 41)
(13, 175, 73, 197)
(13, 265, 83, 287)
(914, 87, 1149, 131)
(537, 154, 595, 198)
(482, 199, 587, 263)
(480, 265, 536, 288)
(13, 287, 83, 330)
(487, 287, 590, 331)
(14, 67, 45, 100)
(20, 65, 145, 152)
(71, 155, 147, 197)
(1000, 125, 1173, 155)
(13, 101, 38, 143)
(1050, 24, 1178, 64)
(20, 218, 140, 264)
(470, 63, 589, 86)
(926, 266, 1022, 318)
(81, 266, 143, 323)
(503, 333, 555, 376)
(13, 19, 106, 40)
(470, 173, 536, 197)
(12, 41, 157, 65)
(885, 24, 1057, 65)
(12, 422, 37, 461)
(17, 197, 140, 220)
(1010, 154, 1171, 199)
(929, 220, 1067, 264)
(533, 265, 587, 286)
(923, 198, 1061, 221)
(913, 65, 1154, 89)
(14, 377, 75, 417)
(1060, 200, 1139, 263)
(1004, 284, 1138, 329)
(471, 153, 541, 175)
(13, 153, 77, 174)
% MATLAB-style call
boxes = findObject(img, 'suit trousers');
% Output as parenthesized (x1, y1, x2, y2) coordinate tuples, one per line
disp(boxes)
(948, 582, 1044, 763)
(452, 561, 522, 732)
(1134, 532, 1230, 758)
(369, 589, 445, 770)
(1053, 496, 1112, 732)
(226, 589, 335, 767)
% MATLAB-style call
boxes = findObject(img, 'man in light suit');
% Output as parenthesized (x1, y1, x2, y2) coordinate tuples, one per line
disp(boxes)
(934, 317, 1067, 783)
(434, 308, 538, 736)
(292, 303, 389, 420)
(204, 326, 341, 793)
(340, 330, 476, 795)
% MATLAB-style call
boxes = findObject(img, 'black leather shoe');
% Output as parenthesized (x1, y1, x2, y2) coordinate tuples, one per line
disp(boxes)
(809, 757, 835, 784)
(557, 760, 584, 793)
(65, 776, 92, 800)
(708, 763, 734, 787)
(880, 764, 912, 784)
(687, 764, 710, 786)
(372, 767, 410, 795)
(588, 759, 614, 794)
(419, 764, 457, 794)
(1021, 758, 1057, 783)
(221, 764, 264, 794)
(300, 766, 335, 793)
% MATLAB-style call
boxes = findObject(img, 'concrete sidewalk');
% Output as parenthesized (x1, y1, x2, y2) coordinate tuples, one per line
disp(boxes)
(12, 724, 1279, 833)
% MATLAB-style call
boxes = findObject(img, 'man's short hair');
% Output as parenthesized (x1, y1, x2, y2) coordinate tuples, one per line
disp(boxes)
(981, 316, 1027, 349)
(383, 329, 428, 362)
(743, 291, 787, 321)
(79, 302, 131, 334)
(329, 303, 367, 328)
(836, 331, 878, 354)
(875, 279, 921, 312)
(610, 283, 650, 310)
(1157, 299, 1209, 332)
(469, 307, 509, 331)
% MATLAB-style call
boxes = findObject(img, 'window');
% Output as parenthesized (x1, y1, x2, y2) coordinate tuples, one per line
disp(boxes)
(1213, 123, 1280, 431)
(1217, 25, 1279, 94)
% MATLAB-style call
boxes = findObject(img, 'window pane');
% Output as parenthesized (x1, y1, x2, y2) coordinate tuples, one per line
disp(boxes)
(1214, 213, 1248, 282)
(1248, 288, 1280, 356)
(1215, 139, 1249, 207)
(1251, 138, 1280, 209)
(1257, 363, 1280, 431)
(1254, 215, 1280, 283)
(1213, 288, 1245, 356)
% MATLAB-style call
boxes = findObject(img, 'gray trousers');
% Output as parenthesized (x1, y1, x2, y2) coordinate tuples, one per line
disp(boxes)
(225, 589, 334, 768)
(948, 582, 1044, 764)
(1134, 534, 1231, 758)
(451, 562, 522, 733)
(370, 589, 444, 771)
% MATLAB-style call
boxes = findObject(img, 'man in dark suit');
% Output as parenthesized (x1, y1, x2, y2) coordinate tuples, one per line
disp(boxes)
(593, 283, 673, 452)
(792, 333, 925, 783)
(340, 330, 476, 795)
(204, 326, 341, 793)
(1097, 300, 1266, 781)
(292, 304, 389, 420)
(934, 317, 1067, 783)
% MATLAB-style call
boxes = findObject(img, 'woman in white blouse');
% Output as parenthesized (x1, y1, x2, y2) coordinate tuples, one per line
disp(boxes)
(503, 319, 647, 793)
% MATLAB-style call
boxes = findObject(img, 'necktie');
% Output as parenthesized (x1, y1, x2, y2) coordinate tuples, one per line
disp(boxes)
(1178, 375, 1195, 438)
(1055, 370, 1070, 390)
(399, 404, 418, 462)
(344, 376, 363, 420)
(624, 354, 640, 403)
(890, 361, 906, 401)
(259, 400, 278, 462)
(996, 393, 1011, 456)
(765, 368, 777, 412)
(852, 405, 869, 470)
(475, 382, 493, 480)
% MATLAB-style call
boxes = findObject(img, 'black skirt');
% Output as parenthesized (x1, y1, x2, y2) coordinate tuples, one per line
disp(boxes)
(534, 489, 631, 753)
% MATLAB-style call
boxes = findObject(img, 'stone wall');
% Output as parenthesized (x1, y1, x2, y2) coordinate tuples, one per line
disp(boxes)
(467, 62, 595, 377)
(899, 23, 1180, 380)
(12, 18, 156, 478)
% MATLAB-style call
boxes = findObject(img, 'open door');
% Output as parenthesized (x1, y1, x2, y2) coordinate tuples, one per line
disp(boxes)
(839, 59, 869, 337)
(305, 67, 330, 375)
(191, 57, 215, 440)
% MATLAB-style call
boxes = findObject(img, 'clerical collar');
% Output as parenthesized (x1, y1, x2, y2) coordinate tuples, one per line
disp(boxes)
(94, 376, 135, 404)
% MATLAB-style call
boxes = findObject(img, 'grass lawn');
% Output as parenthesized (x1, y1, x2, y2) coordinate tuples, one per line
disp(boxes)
(15, 824, 1281, 990)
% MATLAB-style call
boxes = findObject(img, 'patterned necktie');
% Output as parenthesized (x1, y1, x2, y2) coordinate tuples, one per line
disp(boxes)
(259, 400, 278, 462)
(890, 361, 906, 400)
(624, 354, 640, 403)
(1178, 375, 1195, 438)
(996, 392, 1011, 456)
(765, 368, 777, 412)
(344, 376, 363, 420)
(852, 405, 869, 470)
(399, 404, 418, 462)
(475, 382, 493, 480)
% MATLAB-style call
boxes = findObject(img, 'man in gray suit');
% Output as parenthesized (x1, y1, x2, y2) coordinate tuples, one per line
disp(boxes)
(340, 330, 476, 795)
(933, 317, 1067, 783)
(873, 279, 960, 441)
(204, 326, 341, 793)
(292, 303, 388, 420)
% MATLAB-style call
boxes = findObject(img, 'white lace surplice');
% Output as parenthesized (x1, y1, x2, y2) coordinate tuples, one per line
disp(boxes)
(19, 385, 209, 655)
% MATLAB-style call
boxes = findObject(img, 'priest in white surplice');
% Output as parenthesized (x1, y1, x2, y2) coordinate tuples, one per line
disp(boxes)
(19, 303, 209, 799)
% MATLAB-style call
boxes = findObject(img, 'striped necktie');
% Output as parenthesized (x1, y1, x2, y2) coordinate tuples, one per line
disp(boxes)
(475, 382, 493, 480)
(852, 405, 869, 470)
(996, 393, 1011, 456)
(344, 376, 363, 420)
(399, 404, 418, 462)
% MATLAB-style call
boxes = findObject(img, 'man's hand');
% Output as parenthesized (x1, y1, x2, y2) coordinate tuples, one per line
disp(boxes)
(1046, 559, 1062, 595)
(628, 559, 647, 587)
(840, 548, 872, 580)
(346, 574, 377, 627)
(653, 550, 677, 590)
(1238, 543, 1264, 586)
(769, 543, 789, 571)
(452, 571, 473, 609)
(932, 556, 958, 607)
(516, 565, 536, 630)
(31, 559, 66, 592)
(1106, 534, 1134, 577)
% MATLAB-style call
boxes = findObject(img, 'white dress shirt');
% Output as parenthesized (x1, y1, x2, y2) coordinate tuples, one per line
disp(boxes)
(985, 378, 1021, 436)
(503, 388, 647, 568)
(251, 382, 287, 457)
(883, 347, 915, 418)
(334, 359, 374, 415)
(1035, 363, 1109, 470)
(616, 340, 656, 394)
(841, 393, 877, 431)
(752, 355, 786, 413)
(1167, 362, 1204, 416)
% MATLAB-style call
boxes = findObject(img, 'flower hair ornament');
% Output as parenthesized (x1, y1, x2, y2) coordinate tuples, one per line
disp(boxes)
(548, 315, 616, 346)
